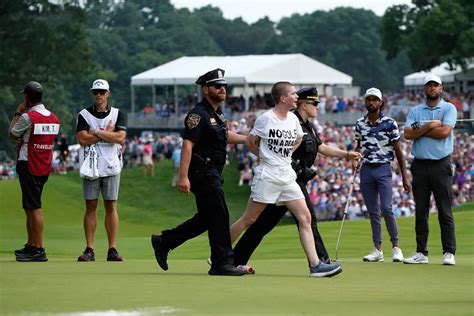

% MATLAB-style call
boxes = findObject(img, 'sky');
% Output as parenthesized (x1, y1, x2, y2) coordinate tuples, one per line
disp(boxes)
(170, 0, 413, 23)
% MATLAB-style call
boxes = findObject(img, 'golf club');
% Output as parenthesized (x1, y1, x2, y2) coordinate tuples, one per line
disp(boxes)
(332, 166, 359, 262)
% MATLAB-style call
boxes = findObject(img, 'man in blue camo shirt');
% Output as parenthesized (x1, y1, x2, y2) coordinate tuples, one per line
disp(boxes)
(354, 87, 411, 263)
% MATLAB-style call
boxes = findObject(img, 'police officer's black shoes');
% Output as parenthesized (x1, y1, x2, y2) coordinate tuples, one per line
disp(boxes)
(208, 264, 246, 276)
(16, 247, 48, 262)
(151, 234, 169, 271)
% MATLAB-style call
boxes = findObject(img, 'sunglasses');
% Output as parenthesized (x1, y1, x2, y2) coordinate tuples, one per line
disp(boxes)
(208, 83, 227, 90)
(92, 90, 108, 96)
(306, 101, 319, 106)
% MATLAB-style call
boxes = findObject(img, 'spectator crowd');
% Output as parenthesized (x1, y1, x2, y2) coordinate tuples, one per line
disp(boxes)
(1, 90, 472, 223)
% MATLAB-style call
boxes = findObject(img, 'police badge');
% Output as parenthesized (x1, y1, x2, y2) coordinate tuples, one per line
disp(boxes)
(187, 114, 201, 129)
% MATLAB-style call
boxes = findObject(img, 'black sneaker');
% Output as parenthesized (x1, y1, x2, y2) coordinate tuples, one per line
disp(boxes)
(77, 247, 95, 262)
(16, 247, 48, 262)
(107, 247, 123, 261)
(14, 244, 34, 256)
(151, 234, 169, 271)
(208, 264, 246, 276)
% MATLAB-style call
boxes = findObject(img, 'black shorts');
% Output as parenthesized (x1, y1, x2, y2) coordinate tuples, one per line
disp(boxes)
(16, 161, 49, 210)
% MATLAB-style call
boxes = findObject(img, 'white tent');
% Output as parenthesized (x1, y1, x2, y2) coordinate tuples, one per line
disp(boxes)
(130, 54, 352, 112)
(404, 62, 474, 91)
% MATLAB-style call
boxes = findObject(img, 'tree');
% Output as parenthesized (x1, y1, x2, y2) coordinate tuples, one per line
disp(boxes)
(381, 0, 474, 71)
(0, 0, 93, 157)
(262, 8, 412, 91)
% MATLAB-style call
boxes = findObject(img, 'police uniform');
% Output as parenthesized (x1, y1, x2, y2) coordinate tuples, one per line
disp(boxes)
(157, 69, 243, 275)
(234, 87, 330, 265)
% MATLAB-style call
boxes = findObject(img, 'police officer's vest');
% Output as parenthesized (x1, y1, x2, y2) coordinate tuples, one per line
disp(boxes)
(20, 110, 60, 176)
(78, 107, 122, 177)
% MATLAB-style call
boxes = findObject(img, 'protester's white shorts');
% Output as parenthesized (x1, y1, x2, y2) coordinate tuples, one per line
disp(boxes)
(250, 163, 303, 205)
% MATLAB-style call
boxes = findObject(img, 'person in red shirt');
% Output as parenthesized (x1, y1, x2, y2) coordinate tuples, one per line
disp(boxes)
(8, 81, 60, 262)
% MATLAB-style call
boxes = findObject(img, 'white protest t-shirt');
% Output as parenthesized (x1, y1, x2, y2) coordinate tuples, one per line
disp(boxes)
(251, 109, 304, 166)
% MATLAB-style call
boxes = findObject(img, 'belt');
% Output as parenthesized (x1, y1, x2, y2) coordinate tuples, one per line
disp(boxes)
(414, 155, 451, 164)
(363, 162, 390, 167)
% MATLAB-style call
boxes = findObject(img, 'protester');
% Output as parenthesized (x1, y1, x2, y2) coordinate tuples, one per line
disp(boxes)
(403, 74, 457, 265)
(230, 82, 342, 277)
(354, 87, 411, 263)
(9, 81, 60, 262)
(233, 87, 361, 267)
(151, 68, 248, 276)
(76, 79, 127, 262)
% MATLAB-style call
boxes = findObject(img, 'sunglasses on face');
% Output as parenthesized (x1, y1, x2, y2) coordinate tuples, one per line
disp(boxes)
(208, 83, 227, 90)
(306, 101, 319, 107)
(92, 90, 107, 96)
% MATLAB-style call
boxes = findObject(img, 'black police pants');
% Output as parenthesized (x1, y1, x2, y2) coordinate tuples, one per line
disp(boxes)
(234, 179, 330, 265)
(411, 157, 456, 255)
(161, 168, 234, 267)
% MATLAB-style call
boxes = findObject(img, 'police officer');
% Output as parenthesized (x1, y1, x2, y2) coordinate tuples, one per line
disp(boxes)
(9, 81, 60, 262)
(233, 87, 361, 266)
(151, 68, 247, 276)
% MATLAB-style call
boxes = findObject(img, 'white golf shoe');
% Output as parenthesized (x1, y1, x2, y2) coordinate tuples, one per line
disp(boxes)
(403, 252, 429, 264)
(363, 248, 384, 262)
(392, 247, 404, 262)
(442, 252, 455, 265)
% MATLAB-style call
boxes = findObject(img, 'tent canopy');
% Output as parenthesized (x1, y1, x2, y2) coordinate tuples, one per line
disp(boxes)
(131, 54, 353, 86)
(404, 62, 474, 86)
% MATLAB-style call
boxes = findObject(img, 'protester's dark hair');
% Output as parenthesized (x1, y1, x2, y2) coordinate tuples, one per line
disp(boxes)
(271, 81, 292, 104)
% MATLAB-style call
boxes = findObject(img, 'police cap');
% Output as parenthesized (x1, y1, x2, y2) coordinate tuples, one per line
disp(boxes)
(195, 68, 226, 85)
(297, 87, 319, 103)
(21, 81, 43, 98)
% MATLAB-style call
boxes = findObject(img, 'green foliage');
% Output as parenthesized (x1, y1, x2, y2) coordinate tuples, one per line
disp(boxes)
(381, 0, 474, 71)
(264, 8, 412, 91)
(0, 0, 93, 156)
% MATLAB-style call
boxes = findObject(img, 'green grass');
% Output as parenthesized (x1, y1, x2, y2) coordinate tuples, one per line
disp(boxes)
(0, 163, 473, 315)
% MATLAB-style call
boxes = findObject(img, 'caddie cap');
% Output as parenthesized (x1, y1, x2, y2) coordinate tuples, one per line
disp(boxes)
(297, 87, 319, 103)
(195, 68, 226, 85)
(423, 74, 442, 85)
(364, 87, 382, 100)
(21, 81, 43, 97)
(91, 79, 110, 91)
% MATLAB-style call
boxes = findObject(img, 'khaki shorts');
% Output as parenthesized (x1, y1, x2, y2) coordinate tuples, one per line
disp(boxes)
(143, 155, 154, 166)
(250, 163, 303, 205)
(83, 174, 120, 201)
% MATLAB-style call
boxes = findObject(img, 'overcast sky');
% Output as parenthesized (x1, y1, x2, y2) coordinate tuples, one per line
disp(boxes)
(170, 0, 413, 23)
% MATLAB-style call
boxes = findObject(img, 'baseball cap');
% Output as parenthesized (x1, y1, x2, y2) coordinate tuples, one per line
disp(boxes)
(195, 68, 226, 85)
(364, 87, 382, 100)
(91, 79, 110, 91)
(21, 81, 43, 97)
(423, 74, 442, 85)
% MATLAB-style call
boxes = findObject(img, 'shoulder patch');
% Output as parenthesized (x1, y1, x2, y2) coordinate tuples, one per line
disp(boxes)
(187, 114, 201, 129)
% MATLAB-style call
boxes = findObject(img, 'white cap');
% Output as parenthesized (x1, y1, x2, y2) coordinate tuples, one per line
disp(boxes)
(91, 79, 110, 91)
(364, 87, 382, 100)
(423, 74, 442, 85)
